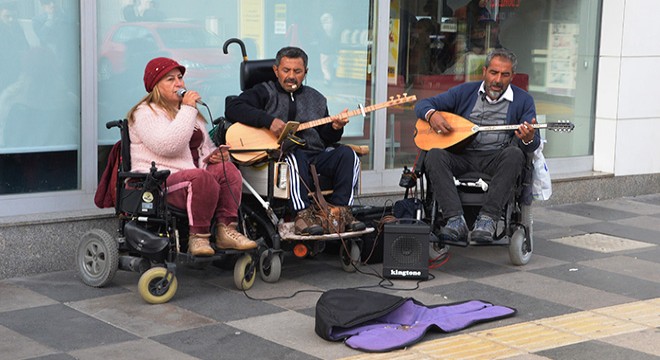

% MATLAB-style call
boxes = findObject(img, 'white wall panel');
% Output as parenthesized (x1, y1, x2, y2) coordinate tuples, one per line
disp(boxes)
(614, 118, 660, 175)
(593, 117, 616, 173)
(599, 0, 625, 57)
(595, 57, 621, 119)
(618, 57, 660, 119)
(621, 0, 660, 56)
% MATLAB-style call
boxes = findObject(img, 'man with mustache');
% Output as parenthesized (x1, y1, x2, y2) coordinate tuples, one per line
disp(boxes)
(414, 48, 539, 244)
(226, 46, 364, 236)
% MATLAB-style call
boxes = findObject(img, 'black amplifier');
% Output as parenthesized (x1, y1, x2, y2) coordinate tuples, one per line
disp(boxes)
(382, 221, 429, 280)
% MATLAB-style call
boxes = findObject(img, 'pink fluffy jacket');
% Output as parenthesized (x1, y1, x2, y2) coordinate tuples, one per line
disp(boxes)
(128, 103, 214, 173)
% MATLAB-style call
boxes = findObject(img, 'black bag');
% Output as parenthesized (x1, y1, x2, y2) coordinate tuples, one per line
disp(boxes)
(350, 205, 393, 264)
(393, 197, 423, 220)
(315, 288, 407, 341)
(315, 288, 517, 352)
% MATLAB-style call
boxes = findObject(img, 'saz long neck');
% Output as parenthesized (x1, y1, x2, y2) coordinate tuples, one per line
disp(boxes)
(476, 123, 548, 132)
(297, 96, 416, 131)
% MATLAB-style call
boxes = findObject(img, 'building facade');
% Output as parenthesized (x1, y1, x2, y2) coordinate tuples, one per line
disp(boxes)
(0, 0, 658, 221)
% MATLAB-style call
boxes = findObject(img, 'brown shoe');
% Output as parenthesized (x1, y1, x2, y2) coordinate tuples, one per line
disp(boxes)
(188, 233, 214, 256)
(294, 208, 324, 235)
(337, 206, 366, 232)
(216, 223, 257, 250)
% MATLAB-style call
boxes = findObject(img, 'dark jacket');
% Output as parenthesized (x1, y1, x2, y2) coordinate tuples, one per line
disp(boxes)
(414, 81, 540, 152)
(225, 81, 343, 152)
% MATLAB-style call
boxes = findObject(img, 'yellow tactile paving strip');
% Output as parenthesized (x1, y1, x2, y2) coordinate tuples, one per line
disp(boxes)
(414, 335, 523, 359)
(341, 298, 660, 360)
(593, 300, 660, 328)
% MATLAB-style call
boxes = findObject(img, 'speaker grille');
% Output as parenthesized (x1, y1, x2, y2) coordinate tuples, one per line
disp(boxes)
(389, 236, 422, 265)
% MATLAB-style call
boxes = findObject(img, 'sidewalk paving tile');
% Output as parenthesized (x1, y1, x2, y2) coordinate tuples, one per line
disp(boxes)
(1, 193, 659, 359)
(68, 293, 216, 338)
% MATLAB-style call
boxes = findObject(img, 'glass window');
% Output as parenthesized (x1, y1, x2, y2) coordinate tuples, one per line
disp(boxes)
(0, 0, 606, 217)
(387, 0, 600, 169)
(97, 0, 375, 172)
(0, 0, 80, 194)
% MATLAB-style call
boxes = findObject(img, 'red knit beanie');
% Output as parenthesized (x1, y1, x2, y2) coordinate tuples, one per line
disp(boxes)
(143, 57, 186, 93)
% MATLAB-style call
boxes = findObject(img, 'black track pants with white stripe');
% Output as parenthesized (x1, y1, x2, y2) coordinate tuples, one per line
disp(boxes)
(285, 145, 360, 212)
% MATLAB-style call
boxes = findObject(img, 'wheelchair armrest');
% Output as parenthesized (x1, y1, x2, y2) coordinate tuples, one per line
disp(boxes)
(118, 168, 170, 188)
(151, 169, 170, 182)
(118, 171, 148, 179)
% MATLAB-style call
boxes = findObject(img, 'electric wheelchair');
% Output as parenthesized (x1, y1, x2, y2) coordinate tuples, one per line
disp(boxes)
(407, 147, 534, 266)
(76, 119, 261, 304)
(215, 39, 377, 281)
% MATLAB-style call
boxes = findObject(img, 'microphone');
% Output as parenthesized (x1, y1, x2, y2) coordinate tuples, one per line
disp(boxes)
(176, 88, 207, 106)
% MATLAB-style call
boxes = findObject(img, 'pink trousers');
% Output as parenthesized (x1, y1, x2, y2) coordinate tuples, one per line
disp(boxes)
(165, 161, 242, 234)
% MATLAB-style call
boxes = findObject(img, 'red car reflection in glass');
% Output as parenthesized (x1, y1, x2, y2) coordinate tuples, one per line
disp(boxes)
(99, 22, 236, 92)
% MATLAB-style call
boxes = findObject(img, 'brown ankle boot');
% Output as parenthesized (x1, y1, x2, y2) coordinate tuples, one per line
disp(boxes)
(188, 233, 214, 256)
(337, 206, 366, 232)
(294, 208, 324, 235)
(216, 223, 257, 250)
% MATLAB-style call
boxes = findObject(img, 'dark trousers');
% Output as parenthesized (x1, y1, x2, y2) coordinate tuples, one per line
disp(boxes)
(285, 145, 360, 212)
(425, 146, 524, 221)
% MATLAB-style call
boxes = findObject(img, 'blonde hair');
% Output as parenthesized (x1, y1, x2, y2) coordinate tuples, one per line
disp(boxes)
(126, 86, 206, 123)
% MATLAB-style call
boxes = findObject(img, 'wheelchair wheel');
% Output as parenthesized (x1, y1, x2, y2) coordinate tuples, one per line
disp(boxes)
(508, 227, 531, 265)
(77, 229, 119, 287)
(509, 204, 533, 266)
(339, 239, 361, 273)
(137, 267, 178, 304)
(259, 250, 282, 283)
(509, 205, 534, 266)
(233, 253, 257, 290)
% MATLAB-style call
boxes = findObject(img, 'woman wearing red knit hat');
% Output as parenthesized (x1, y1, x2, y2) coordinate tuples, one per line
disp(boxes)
(126, 57, 257, 256)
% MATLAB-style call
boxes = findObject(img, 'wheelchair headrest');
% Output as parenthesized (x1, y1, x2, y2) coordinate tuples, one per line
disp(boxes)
(240, 59, 276, 91)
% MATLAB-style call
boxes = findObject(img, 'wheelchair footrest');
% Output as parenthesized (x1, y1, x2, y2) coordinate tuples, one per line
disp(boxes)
(441, 238, 470, 247)
(469, 237, 510, 247)
(430, 230, 469, 247)
(278, 222, 374, 241)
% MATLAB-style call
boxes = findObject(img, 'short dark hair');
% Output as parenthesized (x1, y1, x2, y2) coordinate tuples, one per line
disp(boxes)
(275, 46, 308, 68)
(485, 48, 518, 73)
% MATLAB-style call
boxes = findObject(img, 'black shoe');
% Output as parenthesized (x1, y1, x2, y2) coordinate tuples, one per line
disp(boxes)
(346, 220, 366, 232)
(439, 215, 469, 244)
(471, 215, 496, 243)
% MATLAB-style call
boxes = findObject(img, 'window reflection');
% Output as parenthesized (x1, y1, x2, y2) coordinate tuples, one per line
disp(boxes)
(97, 0, 374, 170)
(0, 0, 80, 195)
(387, 0, 599, 168)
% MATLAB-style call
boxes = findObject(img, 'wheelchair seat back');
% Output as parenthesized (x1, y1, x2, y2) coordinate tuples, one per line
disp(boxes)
(241, 58, 276, 91)
(225, 58, 276, 111)
(112, 120, 164, 217)
(111, 119, 187, 219)
(118, 119, 132, 173)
